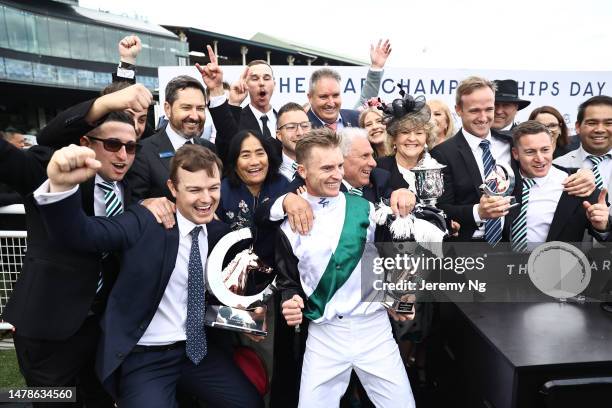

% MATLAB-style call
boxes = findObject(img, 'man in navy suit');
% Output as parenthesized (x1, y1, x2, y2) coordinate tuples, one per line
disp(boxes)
(35, 144, 262, 408)
(307, 68, 360, 130)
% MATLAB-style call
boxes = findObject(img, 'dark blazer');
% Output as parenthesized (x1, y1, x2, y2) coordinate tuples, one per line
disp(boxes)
(209, 101, 281, 163)
(125, 129, 216, 202)
(507, 172, 611, 242)
(37, 190, 230, 396)
(307, 109, 360, 129)
(376, 156, 410, 191)
(430, 129, 515, 241)
(0, 139, 126, 339)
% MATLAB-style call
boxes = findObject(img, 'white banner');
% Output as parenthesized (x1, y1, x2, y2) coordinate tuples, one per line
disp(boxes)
(159, 66, 612, 130)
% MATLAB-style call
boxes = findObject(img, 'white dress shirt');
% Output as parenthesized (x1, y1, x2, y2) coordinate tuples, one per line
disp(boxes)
(523, 166, 566, 247)
(166, 124, 195, 152)
(462, 128, 512, 238)
(576, 146, 612, 187)
(396, 163, 417, 193)
(248, 104, 276, 138)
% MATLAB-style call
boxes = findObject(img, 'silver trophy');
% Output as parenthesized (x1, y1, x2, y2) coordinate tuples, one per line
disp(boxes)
(479, 162, 518, 208)
(411, 145, 446, 207)
(205, 228, 276, 336)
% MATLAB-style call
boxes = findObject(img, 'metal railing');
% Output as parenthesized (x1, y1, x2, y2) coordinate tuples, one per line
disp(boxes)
(0, 205, 26, 322)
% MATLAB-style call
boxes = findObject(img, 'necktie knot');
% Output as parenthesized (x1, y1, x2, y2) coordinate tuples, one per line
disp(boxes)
(348, 187, 363, 196)
(588, 154, 610, 165)
(190, 226, 203, 240)
(97, 181, 116, 193)
(291, 162, 298, 172)
(325, 122, 338, 132)
(184, 139, 193, 145)
(479, 139, 491, 151)
(522, 178, 536, 190)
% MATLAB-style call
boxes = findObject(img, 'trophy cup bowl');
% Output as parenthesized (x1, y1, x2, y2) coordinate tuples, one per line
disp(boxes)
(205, 228, 275, 336)
(411, 147, 446, 207)
(479, 162, 518, 208)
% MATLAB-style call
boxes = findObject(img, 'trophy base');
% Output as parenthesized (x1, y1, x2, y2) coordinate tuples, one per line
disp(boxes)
(383, 300, 415, 314)
(204, 305, 267, 336)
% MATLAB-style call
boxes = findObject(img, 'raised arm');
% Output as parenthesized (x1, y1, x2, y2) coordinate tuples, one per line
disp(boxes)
(353, 39, 391, 109)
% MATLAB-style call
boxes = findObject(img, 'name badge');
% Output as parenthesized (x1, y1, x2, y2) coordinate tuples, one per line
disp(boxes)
(159, 151, 174, 159)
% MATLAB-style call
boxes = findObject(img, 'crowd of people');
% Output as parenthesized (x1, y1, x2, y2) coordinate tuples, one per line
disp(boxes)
(1, 33, 611, 408)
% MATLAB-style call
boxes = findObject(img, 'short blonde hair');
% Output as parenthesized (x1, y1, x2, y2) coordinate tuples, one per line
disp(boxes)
(455, 76, 496, 108)
(295, 127, 340, 164)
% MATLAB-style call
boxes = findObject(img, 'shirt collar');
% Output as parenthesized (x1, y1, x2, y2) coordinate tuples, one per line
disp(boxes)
(281, 152, 296, 167)
(95, 173, 116, 187)
(166, 123, 194, 151)
(501, 122, 513, 131)
(176, 210, 208, 239)
(578, 144, 612, 161)
(303, 192, 341, 210)
(249, 104, 273, 118)
(463, 128, 492, 152)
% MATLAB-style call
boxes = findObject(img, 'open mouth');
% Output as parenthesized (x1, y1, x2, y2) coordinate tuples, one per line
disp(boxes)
(246, 167, 264, 176)
(195, 204, 212, 216)
(112, 163, 127, 170)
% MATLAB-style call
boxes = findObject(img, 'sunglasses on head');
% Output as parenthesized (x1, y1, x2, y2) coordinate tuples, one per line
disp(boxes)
(87, 136, 140, 154)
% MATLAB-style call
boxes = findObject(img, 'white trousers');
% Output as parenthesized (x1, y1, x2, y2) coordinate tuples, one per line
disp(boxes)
(298, 311, 415, 408)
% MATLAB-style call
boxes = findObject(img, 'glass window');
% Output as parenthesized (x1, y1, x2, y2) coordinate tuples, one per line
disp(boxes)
(77, 69, 95, 89)
(5, 7, 28, 52)
(68, 22, 89, 60)
(104, 27, 123, 63)
(23, 12, 38, 54)
(87, 25, 105, 62)
(0, 7, 9, 49)
(47, 17, 70, 58)
(35, 15, 51, 55)
(94, 71, 111, 89)
(33, 63, 58, 85)
(5, 58, 33, 82)
(0, 58, 6, 79)
(57, 66, 78, 86)
(138, 34, 151, 67)
(149, 36, 165, 67)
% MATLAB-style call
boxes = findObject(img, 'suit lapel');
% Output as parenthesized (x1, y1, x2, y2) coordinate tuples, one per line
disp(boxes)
(154, 131, 175, 172)
(546, 193, 578, 241)
(157, 222, 180, 302)
(80, 179, 96, 216)
(456, 131, 484, 192)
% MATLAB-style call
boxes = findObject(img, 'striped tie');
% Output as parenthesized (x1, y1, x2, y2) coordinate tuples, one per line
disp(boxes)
(97, 181, 124, 217)
(587, 154, 610, 190)
(480, 140, 501, 245)
(348, 186, 363, 196)
(510, 178, 536, 252)
(291, 161, 298, 179)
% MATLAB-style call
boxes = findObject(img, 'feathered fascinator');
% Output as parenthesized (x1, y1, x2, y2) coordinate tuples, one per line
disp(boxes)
(378, 84, 431, 124)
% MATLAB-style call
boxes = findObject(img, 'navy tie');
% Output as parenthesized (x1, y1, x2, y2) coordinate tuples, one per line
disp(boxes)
(480, 140, 502, 245)
(186, 226, 207, 365)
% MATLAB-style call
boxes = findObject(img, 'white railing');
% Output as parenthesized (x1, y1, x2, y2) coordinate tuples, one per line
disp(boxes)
(0, 205, 26, 322)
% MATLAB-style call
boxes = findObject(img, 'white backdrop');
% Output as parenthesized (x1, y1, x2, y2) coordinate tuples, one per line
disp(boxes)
(158, 66, 612, 131)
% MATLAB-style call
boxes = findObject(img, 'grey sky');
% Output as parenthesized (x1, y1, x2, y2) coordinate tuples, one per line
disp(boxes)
(79, 0, 612, 71)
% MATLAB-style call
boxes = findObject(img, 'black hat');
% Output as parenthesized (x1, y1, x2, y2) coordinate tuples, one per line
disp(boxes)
(493, 79, 531, 110)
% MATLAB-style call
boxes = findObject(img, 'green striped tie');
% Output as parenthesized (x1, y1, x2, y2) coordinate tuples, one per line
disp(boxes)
(511, 178, 536, 252)
(97, 181, 124, 217)
(348, 186, 363, 196)
(587, 154, 610, 190)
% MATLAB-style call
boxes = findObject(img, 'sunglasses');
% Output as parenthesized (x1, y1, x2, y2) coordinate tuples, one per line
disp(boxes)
(87, 136, 140, 154)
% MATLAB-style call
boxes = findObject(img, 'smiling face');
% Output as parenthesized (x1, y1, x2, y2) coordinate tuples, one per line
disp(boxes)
(512, 132, 553, 179)
(81, 121, 137, 182)
(577, 104, 612, 155)
(394, 124, 428, 166)
(246, 63, 275, 112)
(167, 166, 220, 225)
(164, 87, 206, 139)
(298, 146, 344, 197)
(493, 102, 519, 130)
(276, 109, 310, 158)
(428, 101, 450, 138)
(456, 87, 495, 138)
(363, 111, 387, 147)
(235, 135, 269, 195)
(343, 137, 376, 188)
(308, 77, 342, 124)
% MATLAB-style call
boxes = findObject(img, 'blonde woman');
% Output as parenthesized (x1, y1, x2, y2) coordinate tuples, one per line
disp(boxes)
(427, 99, 455, 145)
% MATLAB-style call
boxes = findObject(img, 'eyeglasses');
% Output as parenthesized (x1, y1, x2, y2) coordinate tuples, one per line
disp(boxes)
(278, 122, 312, 132)
(87, 136, 140, 154)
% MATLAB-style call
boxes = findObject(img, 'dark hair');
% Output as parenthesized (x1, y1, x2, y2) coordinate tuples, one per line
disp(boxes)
(576, 95, 612, 124)
(100, 81, 131, 96)
(528, 105, 569, 147)
(170, 144, 222, 186)
(225, 130, 281, 188)
(295, 127, 340, 164)
(86, 111, 136, 139)
(165, 75, 206, 106)
(512, 120, 551, 145)
(276, 102, 306, 128)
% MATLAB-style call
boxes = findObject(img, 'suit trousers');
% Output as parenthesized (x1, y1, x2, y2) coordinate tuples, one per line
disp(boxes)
(13, 315, 114, 408)
(117, 341, 263, 408)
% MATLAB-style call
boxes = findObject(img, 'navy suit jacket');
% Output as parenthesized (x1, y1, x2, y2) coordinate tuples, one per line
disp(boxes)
(38, 189, 230, 397)
(307, 108, 360, 129)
